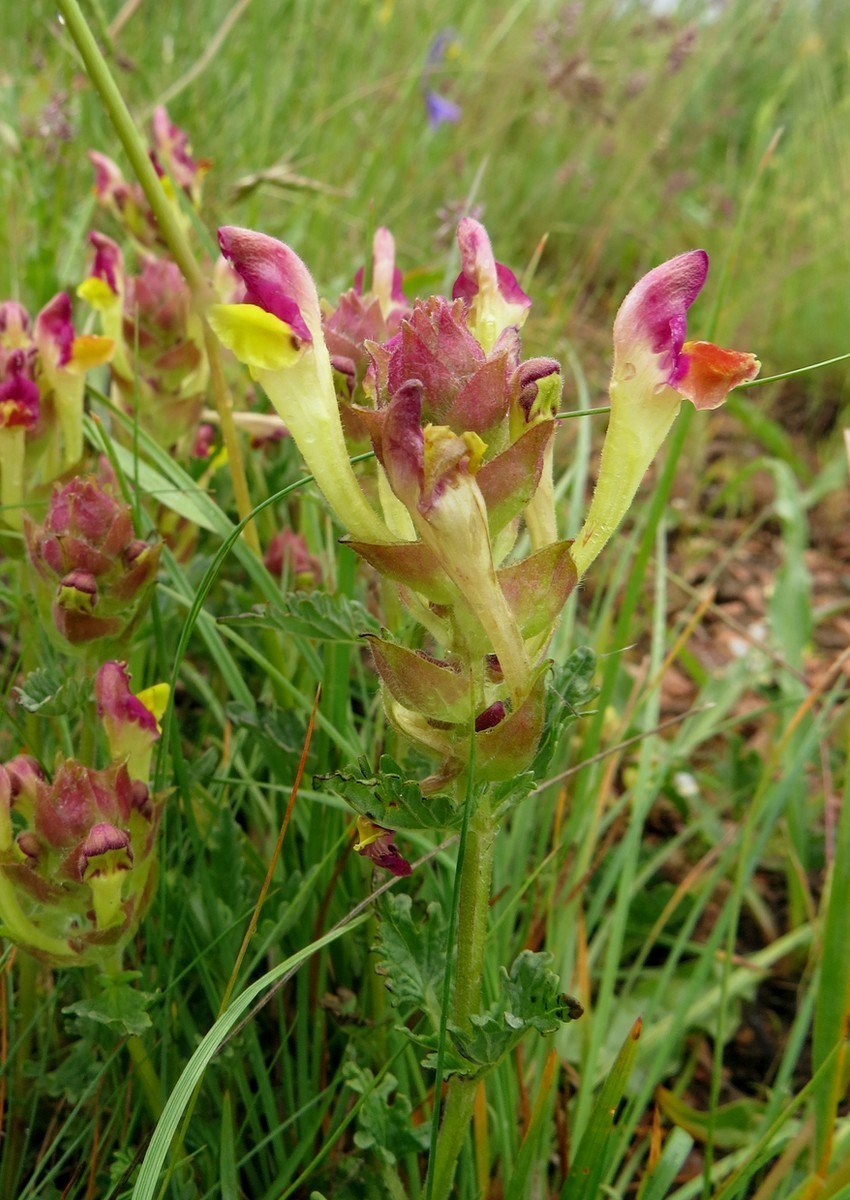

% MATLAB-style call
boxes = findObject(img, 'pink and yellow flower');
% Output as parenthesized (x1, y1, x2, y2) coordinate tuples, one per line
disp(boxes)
(571, 250, 759, 576)
(209, 226, 395, 544)
(0, 296, 112, 528)
(452, 218, 531, 353)
(95, 661, 169, 784)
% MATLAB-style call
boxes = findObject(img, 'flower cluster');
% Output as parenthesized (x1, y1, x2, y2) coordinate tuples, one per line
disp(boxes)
(25, 474, 161, 651)
(78, 232, 208, 450)
(0, 662, 167, 968)
(211, 217, 758, 862)
(0, 296, 112, 529)
(88, 105, 210, 252)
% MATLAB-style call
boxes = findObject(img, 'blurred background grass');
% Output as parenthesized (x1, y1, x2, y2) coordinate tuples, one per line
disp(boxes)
(3, 0, 850, 422)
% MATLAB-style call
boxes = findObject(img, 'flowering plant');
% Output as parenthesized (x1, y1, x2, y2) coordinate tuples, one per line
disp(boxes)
(0, 297, 112, 529)
(0, 663, 166, 969)
(210, 214, 758, 1196)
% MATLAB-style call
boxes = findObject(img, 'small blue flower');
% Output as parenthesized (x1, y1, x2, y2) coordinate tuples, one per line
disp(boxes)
(423, 28, 462, 129)
(425, 89, 462, 130)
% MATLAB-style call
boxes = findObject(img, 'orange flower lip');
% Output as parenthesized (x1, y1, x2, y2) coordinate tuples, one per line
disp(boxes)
(678, 340, 761, 409)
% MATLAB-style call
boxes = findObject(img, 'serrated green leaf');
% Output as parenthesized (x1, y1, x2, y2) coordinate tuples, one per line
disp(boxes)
(317, 755, 462, 833)
(344, 1063, 431, 1166)
(418, 951, 582, 1079)
(220, 591, 381, 643)
(533, 646, 598, 777)
(63, 971, 155, 1037)
(225, 702, 307, 755)
(558, 645, 598, 706)
(374, 893, 447, 1025)
(15, 667, 92, 717)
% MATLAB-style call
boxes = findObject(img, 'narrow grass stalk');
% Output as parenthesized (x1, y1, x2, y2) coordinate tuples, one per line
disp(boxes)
(54, 0, 260, 554)
(811, 714, 850, 1169)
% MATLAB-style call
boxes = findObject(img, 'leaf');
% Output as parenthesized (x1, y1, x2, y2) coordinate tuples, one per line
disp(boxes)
(130, 916, 369, 1200)
(23, 1035, 103, 1102)
(105, 439, 223, 532)
(317, 755, 462, 833)
(15, 666, 92, 717)
(373, 893, 447, 1023)
(490, 771, 537, 816)
(636, 1127, 694, 1200)
(812, 719, 850, 1163)
(220, 591, 381, 643)
(655, 1086, 766, 1150)
(560, 1016, 641, 1199)
(63, 970, 155, 1037)
(343, 1063, 430, 1166)
(225, 702, 307, 755)
(418, 951, 583, 1079)
(532, 646, 598, 777)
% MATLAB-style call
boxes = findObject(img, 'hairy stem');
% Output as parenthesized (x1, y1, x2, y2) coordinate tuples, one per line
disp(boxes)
(428, 788, 496, 1200)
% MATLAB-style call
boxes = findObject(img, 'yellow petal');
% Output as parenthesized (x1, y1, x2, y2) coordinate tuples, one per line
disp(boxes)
(354, 815, 383, 851)
(77, 276, 119, 312)
(136, 682, 170, 726)
(208, 303, 305, 372)
(69, 335, 115, 372)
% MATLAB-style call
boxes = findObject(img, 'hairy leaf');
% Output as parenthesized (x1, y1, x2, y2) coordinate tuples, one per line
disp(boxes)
(220, 590, 381, 642)
(317, 754, 462, 832)
(15, 666, 92, 717)
(419, 951, 582, 1078)
(344, 1062, 430, 1165)
(532, 645, 598, 777)
(63, 971, 155, 1037)
(374, 893, 447, 1025)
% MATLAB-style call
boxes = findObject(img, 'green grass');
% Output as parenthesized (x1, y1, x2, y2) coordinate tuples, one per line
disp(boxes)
(1, 1, 849, 1198)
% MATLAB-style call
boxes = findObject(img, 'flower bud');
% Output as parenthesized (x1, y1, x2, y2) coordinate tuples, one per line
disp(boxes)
(0, 757, 163, 967)
(324, 227, 411, 407)
(25, 476, 160, 651)
(263, 528, 322, 587)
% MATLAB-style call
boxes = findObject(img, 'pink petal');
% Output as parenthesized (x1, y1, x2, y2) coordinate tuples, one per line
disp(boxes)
(613, 249, 708, 388)
(217, 227, 315, 343)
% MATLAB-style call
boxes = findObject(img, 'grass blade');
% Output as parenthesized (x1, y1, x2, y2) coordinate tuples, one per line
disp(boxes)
(560, 1016, 642, 1199)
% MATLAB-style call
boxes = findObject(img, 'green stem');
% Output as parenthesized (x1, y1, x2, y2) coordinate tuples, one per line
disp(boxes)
(100, 953, 163, 1121)
(54, 0, 260, 555)
(429, 789, 496, 1200)
(452, 791, 495, 1025)
(1, 954, 37, 1197)
(381, 1163, 410, 1200)
(126, 1030, 163, 1121)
